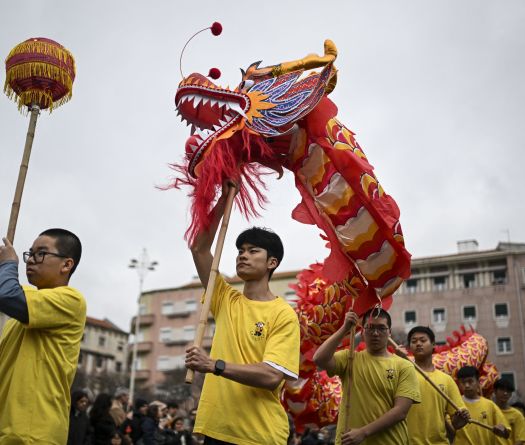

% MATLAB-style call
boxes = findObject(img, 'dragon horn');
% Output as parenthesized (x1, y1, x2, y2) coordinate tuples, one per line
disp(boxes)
(274, 39, 338, 76)
(243, 40, 338, 80)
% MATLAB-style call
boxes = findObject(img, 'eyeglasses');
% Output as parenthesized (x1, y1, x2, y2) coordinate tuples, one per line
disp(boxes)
(364, 325, 389, 334)
(23, 251, 68, 264)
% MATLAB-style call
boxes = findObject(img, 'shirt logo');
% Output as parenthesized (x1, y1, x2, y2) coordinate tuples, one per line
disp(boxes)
(386, 369, 395, 380)
(481, 410, 487, 420)
(251, 321, 265, 339)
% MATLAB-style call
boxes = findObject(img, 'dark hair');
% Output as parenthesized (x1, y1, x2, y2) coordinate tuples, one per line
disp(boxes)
(235, 227, 284, 278)
(147, 404, 160, 420)
(173, 416, 184, 423)
(407, 326, 435, 344)
(39, 228, 82, 275)
(90, 393, 113, 423)
(134, 398, 149, 411)
(167, 401, 179, 409)
(70, 390, 89, 413)
(494, 378, 515, 392)
(457, 366, 480, 380)
(362, 307, 392, 329)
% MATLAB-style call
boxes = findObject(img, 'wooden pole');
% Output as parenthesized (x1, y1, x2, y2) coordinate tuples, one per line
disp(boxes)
(7, 105, 40, 243)
(185, 185, 237, 384)
(343, 324, 356, 433)
(388, 337, 500, 434)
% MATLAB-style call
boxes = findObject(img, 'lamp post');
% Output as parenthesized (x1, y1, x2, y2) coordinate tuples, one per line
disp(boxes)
(128, 248, 158, 406)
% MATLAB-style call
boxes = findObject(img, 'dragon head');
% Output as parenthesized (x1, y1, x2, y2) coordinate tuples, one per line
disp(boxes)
(175, 40, 338, 177)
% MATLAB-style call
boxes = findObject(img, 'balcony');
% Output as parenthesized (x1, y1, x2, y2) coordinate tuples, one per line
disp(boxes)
(136, 341, 153, 353)
(131, 314, 155, 330)
(135, 369, 151, 380)
(160, 330, 196, 346)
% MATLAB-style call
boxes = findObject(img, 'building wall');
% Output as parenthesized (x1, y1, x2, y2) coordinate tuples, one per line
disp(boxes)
(78, 320, 129, 376)
(389, 243, 525, 392)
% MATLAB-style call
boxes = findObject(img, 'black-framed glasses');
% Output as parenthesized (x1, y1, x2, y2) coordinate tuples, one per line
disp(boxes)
(23, 251, 68, 264)
(364, 325, 389, 334)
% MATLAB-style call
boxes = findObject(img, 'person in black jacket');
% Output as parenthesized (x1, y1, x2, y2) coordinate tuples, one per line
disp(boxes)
(140, 404, 164, 445)
(120, 398, 149, 443)
(67, 390, 92, 445)
(90, 393, 118, 444)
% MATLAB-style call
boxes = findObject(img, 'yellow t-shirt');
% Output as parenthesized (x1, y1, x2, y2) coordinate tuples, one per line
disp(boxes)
(407, 368, 466, 445)
(0, 285, 86, 445)
(329, 349, 421, 445)
(455, 397, 510, 445)
(194, 275, 300, 445)
(501, 406, 525, 445)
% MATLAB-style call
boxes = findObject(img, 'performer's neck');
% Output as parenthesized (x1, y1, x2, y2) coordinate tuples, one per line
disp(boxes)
(243, 280, 276, 301)
(415, 356, 435, 371)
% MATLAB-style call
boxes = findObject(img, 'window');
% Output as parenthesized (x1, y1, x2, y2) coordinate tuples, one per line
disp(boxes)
(115, 362, 122, 372)
(160, 328, 173, 342)
(404, 310, 416, 324)
(96, 356, 104, 368)
(462, 305, 477, 321)
(117, 342, 124, 352)
(98, 336, 106, 347)
(493, 270, 507, 285)
(462, 273, 476, 288)
(161, 302, 174, 315)
(139, 304, 147, 315)
(494, 303, 509, 318)
(433, 276, 447, 291)
(185, 300, 197, 312)
(496, 337, 512, 354)
(406, 279, 418, 294)
(432, 308, 446, 323)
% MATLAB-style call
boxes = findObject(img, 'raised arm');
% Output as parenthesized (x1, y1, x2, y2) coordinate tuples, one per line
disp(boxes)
(190, 183, 234, 286)
(0, 237, 29, 323)
(313, 311, 358, 375)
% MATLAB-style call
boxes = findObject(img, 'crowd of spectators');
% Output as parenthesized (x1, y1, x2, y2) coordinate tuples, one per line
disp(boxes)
(67, 388, 199, 445)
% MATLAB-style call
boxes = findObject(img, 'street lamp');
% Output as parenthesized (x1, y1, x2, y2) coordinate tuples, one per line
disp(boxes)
(128, 248, 158, 405)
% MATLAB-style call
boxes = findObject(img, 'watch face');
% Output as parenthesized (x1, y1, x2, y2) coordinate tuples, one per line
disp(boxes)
(215, 359, 225, 375)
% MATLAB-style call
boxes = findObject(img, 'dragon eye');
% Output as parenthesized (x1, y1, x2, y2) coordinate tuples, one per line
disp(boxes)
(240, 79, 254, 91)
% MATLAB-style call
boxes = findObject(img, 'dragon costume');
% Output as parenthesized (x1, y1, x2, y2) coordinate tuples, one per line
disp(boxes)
(172, 39, 497, 431)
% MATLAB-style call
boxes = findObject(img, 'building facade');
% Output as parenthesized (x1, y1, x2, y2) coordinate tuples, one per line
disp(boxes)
(78, 316, 129, 375)
(389, 241, 525, 393)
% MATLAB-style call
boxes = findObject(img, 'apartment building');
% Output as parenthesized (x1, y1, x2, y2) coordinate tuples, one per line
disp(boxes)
(78, 316, 129, 375)
(389, 241, 525, 392)
(130, 271, 298, 389)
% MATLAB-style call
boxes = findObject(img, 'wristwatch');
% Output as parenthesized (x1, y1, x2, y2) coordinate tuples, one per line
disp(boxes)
(214, 359, 226, 376)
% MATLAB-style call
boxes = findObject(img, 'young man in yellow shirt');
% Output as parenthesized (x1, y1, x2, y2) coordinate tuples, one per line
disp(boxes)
(405, 326, 470, 444)
(455, 366, 510, 445)
(313, 309, 421, 445)
(493, 378, 525, 445)
(0, 228, 86, 444)
(185, 185, 300, 445)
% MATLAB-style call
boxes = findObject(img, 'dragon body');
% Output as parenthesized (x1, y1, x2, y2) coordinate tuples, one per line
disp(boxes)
(173, 40, 495, 432)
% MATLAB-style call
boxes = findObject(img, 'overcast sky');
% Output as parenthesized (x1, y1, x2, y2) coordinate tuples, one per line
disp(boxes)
(1, 1, 524, 331)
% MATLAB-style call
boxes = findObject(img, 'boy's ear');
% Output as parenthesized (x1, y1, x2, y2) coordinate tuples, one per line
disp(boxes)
(267, 256, 279, 270)
(62, 258, 74, 275)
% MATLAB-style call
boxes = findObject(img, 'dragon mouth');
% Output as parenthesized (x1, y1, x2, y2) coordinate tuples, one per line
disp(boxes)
(175, 74, 251, 174)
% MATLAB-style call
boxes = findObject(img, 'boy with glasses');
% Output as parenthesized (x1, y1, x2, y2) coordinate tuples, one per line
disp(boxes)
(314, 308, 420, 445)
(0, 228, 86, 444)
